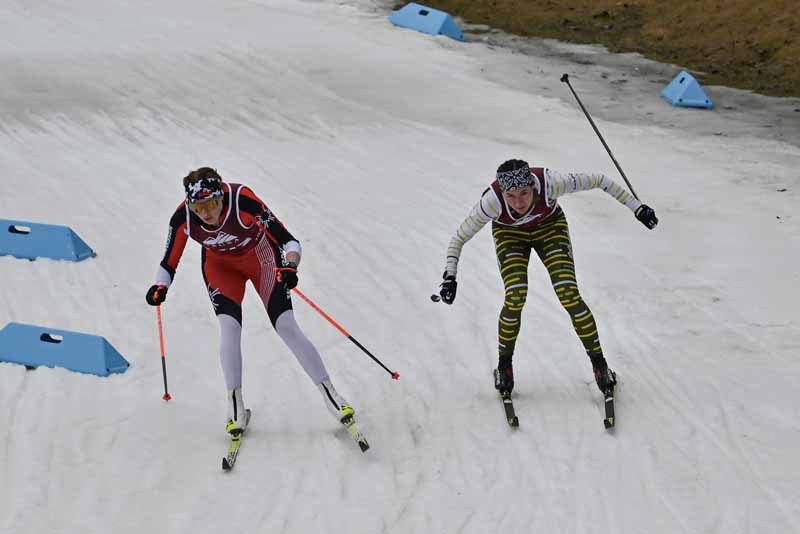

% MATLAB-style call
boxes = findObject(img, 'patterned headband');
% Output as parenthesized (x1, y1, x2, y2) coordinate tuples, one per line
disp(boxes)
(186, 177, 223, 204)
(497, 164, 534, 192)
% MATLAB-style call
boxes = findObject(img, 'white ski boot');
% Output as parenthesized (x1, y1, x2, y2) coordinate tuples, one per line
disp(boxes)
(318, 379, 369, 452)
(318, 379, 354, 422)
(225, 388, 249, 436)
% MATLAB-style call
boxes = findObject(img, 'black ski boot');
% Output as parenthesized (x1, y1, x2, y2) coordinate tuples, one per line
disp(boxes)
(494, 364, 514, 395)
(589, 353, 616, 393)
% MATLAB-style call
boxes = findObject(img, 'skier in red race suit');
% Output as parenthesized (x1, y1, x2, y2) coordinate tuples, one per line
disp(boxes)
(146, 167, 358, 436)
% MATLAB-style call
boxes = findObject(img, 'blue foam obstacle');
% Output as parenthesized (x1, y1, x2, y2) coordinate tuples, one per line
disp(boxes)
(0, 323, 129, 377)
(0, 219, 96, 261)
(661, 70, 713, 109)
(389, 3, 465, 42)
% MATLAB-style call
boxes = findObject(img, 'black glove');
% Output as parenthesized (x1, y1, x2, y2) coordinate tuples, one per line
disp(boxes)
(439, 273, 457, 305)
(635, 204, 658, 229)
(145, 284, 168, 306)
(276, 262, 298, 289)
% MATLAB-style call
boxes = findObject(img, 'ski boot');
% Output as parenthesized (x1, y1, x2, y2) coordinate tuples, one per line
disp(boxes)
(589, 353, 617, 394)
(494, 364, 514, 395)
(318, 379, 369, 451)
(225, 387, 249, 436)
(318, 379, 355, 423)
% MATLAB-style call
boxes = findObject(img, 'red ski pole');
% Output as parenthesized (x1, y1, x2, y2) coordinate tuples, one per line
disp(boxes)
(156, 305, 173, 401)
(256, 218, 399, 380)
(290, 285, 400, 380)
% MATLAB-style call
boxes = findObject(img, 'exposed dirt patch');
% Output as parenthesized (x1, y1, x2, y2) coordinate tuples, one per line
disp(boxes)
(408, 0, 799, 97)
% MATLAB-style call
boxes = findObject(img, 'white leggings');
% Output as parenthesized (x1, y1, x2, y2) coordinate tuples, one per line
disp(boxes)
(218, 310, 330, 390)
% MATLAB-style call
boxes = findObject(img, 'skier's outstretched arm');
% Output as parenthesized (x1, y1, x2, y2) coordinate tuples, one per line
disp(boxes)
(546, 169, 658, 229)
(437, 189, 500, 304)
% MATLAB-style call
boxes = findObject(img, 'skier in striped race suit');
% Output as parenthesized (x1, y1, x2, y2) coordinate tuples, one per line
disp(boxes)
(436, 159, 658, 395)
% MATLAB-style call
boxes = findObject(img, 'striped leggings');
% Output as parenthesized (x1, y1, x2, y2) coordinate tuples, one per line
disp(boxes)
(492, 208, 602, 364)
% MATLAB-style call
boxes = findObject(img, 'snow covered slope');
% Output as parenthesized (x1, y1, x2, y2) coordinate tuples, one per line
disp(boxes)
(1, 1, 798, 533)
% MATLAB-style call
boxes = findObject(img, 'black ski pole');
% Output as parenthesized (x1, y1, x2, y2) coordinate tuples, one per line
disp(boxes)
(560, 73, 640, 200)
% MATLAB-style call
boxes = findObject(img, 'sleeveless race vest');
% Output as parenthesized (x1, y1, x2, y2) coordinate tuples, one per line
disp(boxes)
(489, 167, 559, 230)
(187, 183, 263, 255)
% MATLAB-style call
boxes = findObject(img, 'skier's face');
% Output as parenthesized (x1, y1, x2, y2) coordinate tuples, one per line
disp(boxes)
(502, 185, 534, 214)
(189, 197, 224, 225)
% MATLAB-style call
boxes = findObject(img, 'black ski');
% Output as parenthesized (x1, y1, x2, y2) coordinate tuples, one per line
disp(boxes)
(601, 369, 616, 429)
(222, 409, 251, 471)
(501, 391, 519, 428)
(603, 386, 615, 429)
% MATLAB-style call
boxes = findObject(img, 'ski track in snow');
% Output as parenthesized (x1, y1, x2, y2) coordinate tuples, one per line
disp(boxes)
(1, 1, 800, 533)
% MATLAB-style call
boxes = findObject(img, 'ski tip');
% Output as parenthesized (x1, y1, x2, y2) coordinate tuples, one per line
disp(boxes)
(358, 440, 370, 453)
(604, 418, 615, 430)
(509, 417, 520, 428)
(222, 458, 232, 471)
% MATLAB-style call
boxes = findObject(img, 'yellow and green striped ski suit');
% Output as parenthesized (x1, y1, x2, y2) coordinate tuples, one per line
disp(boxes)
(443, 168, 641, 364)
(493, 208, 600, 360)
